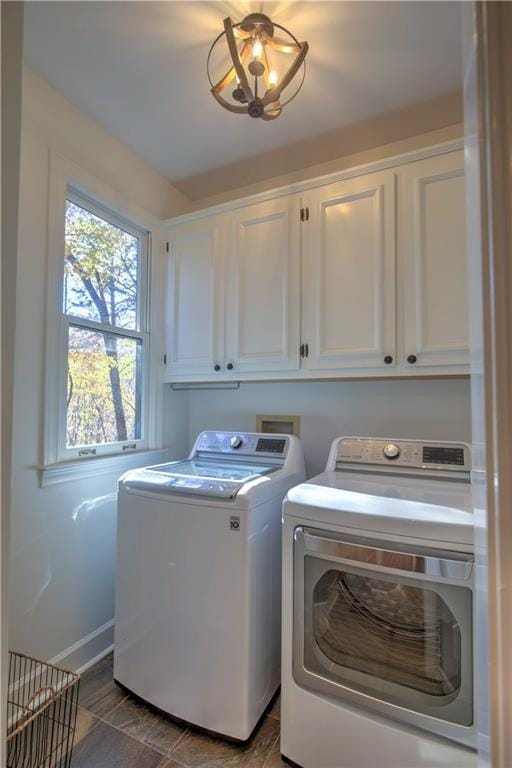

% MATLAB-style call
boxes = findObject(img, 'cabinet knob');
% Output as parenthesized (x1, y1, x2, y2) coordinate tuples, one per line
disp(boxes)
(384, 355, 393, 365)
(407, 354, 417, 365)
(226, 362, 234, 371)
(214, 364, 221, 372)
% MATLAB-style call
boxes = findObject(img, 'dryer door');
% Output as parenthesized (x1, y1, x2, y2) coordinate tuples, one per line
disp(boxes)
(293, 526, 474, 746)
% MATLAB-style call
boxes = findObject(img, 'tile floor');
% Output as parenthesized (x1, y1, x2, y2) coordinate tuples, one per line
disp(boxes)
(72, 654, 286, 767)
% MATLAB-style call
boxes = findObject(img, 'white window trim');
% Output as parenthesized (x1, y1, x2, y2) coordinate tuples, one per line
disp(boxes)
(43, 150, 166, 481)
(39, 448, 170, 488)
(60, 188, 150, 460)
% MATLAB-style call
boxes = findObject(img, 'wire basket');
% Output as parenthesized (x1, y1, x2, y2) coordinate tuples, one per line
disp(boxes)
(6, 651, 80, 768)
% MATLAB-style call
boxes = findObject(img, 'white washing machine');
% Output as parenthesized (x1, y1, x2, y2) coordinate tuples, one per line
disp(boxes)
(281, 436, 478, 768)
(114, 430, 305, 741)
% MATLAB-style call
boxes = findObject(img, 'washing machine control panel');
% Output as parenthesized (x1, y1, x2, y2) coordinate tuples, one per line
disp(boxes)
(195, 431, 289, 458)
(334, 437, 470, 473)
(382, 443, 400, 460)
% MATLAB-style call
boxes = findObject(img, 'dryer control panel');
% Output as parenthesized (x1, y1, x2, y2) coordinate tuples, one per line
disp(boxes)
(333, 437, 471, 474)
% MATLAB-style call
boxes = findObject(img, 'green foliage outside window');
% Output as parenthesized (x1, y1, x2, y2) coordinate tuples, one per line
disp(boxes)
(64, 200, 142, 448)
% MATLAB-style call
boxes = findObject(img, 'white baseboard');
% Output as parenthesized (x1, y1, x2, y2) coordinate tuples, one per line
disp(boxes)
(49, 619, 115, 674)
(76, 644, 114, 674)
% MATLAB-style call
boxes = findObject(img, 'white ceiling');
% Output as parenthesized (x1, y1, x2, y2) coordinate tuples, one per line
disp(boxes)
(23, 1, 463, 186)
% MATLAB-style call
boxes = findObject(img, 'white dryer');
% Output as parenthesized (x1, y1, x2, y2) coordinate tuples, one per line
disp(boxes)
(114, 431, 305, 741)
(281, 436, 477, 768)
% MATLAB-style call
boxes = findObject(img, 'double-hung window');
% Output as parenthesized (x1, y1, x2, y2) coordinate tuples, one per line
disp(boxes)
(60, 190, 149, 459)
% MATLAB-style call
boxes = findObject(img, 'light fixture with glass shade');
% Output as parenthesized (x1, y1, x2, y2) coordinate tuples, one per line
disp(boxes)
(207, 13, 309, 121)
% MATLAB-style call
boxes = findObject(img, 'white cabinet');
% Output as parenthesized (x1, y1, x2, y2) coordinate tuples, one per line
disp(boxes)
(165, 197, 301, 379)
(301, 171, 396, 370)
(226, 197, 301, 373)
(165, 215, 225, 378)
(163, 145, 469, 382)
(402, 151, 469, 368)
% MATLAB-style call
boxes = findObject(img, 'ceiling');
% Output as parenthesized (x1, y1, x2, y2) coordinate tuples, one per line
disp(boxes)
(23, 1, 463, 194)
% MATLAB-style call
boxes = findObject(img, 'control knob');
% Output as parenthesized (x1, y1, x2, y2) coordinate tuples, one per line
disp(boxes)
(230, 435, 243, 449)
(383, 443, 400, 461)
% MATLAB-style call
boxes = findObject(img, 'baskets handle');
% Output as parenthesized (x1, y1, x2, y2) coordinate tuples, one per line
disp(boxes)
(17, 686, 57, 728)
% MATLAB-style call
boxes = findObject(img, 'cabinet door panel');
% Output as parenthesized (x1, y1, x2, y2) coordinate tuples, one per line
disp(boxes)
(226, 197, 301, 373)
(403, 151, 469, 368)
(165, 216, 225, 378)
(302, 172, 396, 370)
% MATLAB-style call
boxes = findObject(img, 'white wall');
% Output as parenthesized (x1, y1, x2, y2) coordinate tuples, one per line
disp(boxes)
(23, 68, 191, 220)
(2, 3, 24, 760)
(10, 66, 473, 671)
(9, 69, 190, 670)
(187, 379, 471, 477)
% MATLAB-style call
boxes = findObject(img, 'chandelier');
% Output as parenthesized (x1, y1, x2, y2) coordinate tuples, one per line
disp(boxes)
(207, 13, 309, 121)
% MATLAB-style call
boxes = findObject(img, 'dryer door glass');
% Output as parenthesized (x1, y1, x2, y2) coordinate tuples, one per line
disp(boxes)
(312, 569, 460, 697)
(294, 528, 473, 735)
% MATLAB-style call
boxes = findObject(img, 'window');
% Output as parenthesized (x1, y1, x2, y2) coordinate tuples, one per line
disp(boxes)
(60, 191, 149, 459)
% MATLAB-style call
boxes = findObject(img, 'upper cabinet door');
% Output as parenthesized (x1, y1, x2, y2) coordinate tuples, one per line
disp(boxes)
(225, 196, 301, 373)
(165, 216, 225, 378)
(302, 171, 396, 370)
(402, 151, 469, 368)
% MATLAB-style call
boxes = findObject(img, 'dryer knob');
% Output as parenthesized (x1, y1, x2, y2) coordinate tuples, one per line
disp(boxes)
(230, 435, 243, 449)
(383, 443, 400, 460)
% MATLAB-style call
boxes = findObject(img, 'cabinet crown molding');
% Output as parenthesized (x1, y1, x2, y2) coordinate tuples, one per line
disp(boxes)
(164, 138, 464, 228)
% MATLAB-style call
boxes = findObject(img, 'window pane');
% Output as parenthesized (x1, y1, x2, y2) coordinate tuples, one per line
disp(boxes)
(64, 199, 140, 330)
(67, 325, 142, 448)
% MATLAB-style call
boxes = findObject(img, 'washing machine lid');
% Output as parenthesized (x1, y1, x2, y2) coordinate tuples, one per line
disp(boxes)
(119, 457, 278, 499)
(284, 470, 474, 545)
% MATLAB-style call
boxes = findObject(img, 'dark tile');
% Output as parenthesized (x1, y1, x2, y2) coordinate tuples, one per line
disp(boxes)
(106, 695, 188, 756)
(74, 707, 101, 746)
(72, 720, 164, 768)
(79, 653, 127, 718)
(37, 705, 99, 766)
(262, 736, 286, 767)
(170, 716, 280, 768)
(267, 695, 280, 721)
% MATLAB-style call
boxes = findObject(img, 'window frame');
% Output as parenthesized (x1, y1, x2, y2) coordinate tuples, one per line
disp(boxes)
(44, 151, 164, 471)
(60, 189, 150, 460)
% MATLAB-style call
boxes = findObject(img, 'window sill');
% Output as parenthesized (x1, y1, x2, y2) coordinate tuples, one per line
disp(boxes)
(39, 448, 170, 488)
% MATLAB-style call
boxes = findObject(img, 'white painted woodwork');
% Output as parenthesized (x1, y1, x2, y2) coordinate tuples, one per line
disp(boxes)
(162, 144, 470, 383)
(225, 197, 301, 373)
(301, 171, 396, 370)
(464, 5, 512, 765)
(402, 151, 469, 368)
(165, 216, 225, 377)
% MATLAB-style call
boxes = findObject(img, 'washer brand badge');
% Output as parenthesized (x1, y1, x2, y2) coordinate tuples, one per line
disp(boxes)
(230, 516, 240, 531)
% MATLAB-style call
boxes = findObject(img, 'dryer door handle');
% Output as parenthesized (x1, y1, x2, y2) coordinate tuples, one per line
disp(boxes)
(297, 527, 473, 582)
